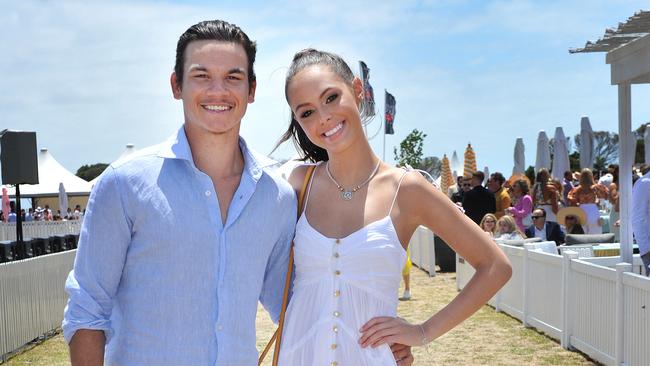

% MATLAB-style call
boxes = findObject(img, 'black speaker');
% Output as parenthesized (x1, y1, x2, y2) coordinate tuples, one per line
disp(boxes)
(0, 130, 39, 185)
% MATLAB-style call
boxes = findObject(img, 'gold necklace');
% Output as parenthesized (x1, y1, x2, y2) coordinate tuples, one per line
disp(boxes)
(325, 160, 381, 201)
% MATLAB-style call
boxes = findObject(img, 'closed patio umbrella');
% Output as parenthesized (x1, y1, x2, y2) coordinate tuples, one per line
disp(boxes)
(579, 116, 595, 169)
(535, 130, 551, 173)
(451, 150, 461, 178)
(552, 127, 570, 181)
(463, 143, 477, 178)
(58, 182, 68, 218)
(513, 137, 525, 175)
(440, 154, 453, 195)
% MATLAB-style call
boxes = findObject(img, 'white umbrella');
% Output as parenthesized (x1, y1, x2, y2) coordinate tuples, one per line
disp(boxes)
(58, 182, 68, 218)
(643, 123, 650, 164)
(552, 127, 570, 181)
(483, 166, 490, 185)
(535, 130, 551, 173)
(450, 150, 461, 177)
(579, 116, 595, 169)
(513, 137, 525, 175)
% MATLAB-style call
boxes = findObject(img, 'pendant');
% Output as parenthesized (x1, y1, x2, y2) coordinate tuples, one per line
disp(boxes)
(341, 191, 353, 201)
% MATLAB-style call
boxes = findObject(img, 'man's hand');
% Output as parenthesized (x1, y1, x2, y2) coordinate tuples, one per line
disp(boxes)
(391, 343, 414, 366)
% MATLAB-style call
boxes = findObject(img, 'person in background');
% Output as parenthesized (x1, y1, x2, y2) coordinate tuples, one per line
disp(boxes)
(479, 213, 498, 238)
(487, 172, 510, 219)
(567, 168, 608, 234)
(524, 208, 565, 246)
(73, 205, 83, 220)
(447, 175, 461, 199)
(25, 208, 34, 222)
(506, 178, 533, 233)
(532, 169, 560, 223)
(562, 170, 574, 207)
(44, 205, 53, 221)
(451, 176, 467, 204)
(557, 207, 586, 235)
(462, 171, 496, 225)
(632, 164, 650, 276)
(607, 164, 620, 241)
(495, 215, 525, 240)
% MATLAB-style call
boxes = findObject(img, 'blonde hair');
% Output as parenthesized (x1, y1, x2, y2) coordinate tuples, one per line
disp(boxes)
(480, 213, 498, 235)
(580, 168, 595, 187)
(497, 215, 525, 237)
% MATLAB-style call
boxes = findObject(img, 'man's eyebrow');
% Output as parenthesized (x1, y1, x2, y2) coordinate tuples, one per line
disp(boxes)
(188, 64, 207, 72)
(295, 87, 332, 111)
(228, 68, 246, 75)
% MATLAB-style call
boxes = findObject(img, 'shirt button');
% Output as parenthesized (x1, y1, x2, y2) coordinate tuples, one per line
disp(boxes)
(205, 190, 212, 196)
(334, 270, 341, 275)
(333, 252, 340, 258)
(333, 326, 338, 333)
(331, 343, 337, 349)
(331, 362, 338, 366)
(334, 290, 340, 297)
(217, 325, 223, 331)
(333, 311, 340, 317)
(335, 239, 341, 244)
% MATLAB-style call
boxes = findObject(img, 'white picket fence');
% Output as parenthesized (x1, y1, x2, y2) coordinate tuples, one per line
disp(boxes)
(0, 221, 82, 241)
(457, 243, 650, 366)
(409, 226, 436, 276)
(0, 250, 76, 362)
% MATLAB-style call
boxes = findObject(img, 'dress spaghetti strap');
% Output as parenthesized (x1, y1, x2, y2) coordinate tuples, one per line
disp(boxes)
(301, 162, 320, 214)
(388, 169, 411, 216)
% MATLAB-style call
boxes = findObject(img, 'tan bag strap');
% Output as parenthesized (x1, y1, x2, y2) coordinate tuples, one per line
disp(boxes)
(258, 164, 316, 366)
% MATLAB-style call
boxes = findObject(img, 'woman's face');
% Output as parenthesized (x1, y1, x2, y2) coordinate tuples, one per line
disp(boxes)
(483, 217, 496, 231)
(286, 65, 364, 154)
(512, 183, 522, 197)
(498, 221, 510, 234)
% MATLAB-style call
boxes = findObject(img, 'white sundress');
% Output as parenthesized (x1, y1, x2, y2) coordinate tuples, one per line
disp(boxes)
(278, 168, 409, 366)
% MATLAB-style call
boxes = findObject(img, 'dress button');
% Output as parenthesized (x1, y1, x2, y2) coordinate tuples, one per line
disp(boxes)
(333, 311, 340, 317)
(205, 190, 211, 196)
(334, 270, 341, 275)
(334, 290, 340, 297)
(331, 343, 337, 349)
(333, 252, 340, 258)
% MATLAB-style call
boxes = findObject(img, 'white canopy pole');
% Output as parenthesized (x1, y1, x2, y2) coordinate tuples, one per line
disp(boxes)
(618, 83, 633, 265)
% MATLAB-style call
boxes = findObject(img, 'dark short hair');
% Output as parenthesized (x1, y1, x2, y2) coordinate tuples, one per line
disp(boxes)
(472, 171, 485, 182)
(174, 20, 257, 88)
(490, 172, 505, 185)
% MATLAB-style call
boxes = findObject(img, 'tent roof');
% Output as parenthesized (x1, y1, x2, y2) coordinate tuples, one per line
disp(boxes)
(89, 143, 138, 185)
(570, 10, 650, 53)
(3, 148, 92, 197)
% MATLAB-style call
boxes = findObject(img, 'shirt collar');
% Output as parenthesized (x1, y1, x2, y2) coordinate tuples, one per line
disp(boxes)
(156, 125, 278, 181)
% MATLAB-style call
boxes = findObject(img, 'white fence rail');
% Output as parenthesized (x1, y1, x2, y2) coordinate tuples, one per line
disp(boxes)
(457, 244, 650, 366)
(0, 250, 75, 361)
(409, 226, 436, 276)
(0, 221, 82, 241)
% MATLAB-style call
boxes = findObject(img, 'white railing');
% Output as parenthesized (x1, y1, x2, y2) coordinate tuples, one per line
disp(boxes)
(0, 221, 82, 241)
(0, 250, 75, 361)
(409, 226, 436, 276)
(457, 244, 650, 366)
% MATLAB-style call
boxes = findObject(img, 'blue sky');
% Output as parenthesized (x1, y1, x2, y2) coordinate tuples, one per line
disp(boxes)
(1, 0, 649, 178)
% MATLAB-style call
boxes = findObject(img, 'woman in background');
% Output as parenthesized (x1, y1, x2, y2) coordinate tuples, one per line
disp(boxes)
(479, 213, 498, 238)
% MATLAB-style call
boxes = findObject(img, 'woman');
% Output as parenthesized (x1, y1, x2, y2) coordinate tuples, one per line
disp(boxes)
(567, 168, 608, 234)
(557, 207, 586, 235)
(479, 213, 498, 237)
(276, 49, 512, 365)
(495, 215, 525, 240)
(531, 169, 560, 222)
(607, 164, 620, 240)
(506, 178, 533, 233)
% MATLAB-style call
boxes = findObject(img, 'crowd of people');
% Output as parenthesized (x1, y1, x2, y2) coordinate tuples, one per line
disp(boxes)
(447, 164, 650, 247)
(0, 203, 84, 223)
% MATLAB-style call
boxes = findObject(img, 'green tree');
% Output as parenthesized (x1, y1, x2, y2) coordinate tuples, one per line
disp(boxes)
(634, 123, 647, 164)
(525, 166, 535, 184)
(421, 156, 441, 179)
(572, 131, 619, 168)
(394, 129, 427, 169)
(569, 151, 580, 172)
(76, 163, 109, 182)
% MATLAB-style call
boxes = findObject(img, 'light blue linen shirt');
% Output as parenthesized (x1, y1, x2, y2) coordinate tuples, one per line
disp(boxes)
(62, 126, 297, 365)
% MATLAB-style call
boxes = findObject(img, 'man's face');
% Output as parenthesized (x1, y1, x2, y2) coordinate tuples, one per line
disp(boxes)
(487, 177, 500, 193)
(461, 179, 472, 192)
(171, 40, 256, 137)
(532, 210, 546, 228)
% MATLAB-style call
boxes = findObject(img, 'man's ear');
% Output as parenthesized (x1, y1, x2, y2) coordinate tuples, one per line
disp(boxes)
(171, 73, 182, 100)
(248, 80, 257, 103)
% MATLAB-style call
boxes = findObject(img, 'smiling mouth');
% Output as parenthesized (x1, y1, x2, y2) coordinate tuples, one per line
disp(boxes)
(323, 122, 344, 137)
(202, 104, 232, 112)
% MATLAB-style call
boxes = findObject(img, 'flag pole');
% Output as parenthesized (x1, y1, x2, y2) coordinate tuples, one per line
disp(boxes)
(382, 89, 386, 161)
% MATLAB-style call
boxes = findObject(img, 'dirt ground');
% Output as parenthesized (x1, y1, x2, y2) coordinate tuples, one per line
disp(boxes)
(5, 267, 597, 366)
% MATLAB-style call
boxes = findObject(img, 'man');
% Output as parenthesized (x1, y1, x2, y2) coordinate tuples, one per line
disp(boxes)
(632, 164, 650, 276)
(462, 171, 496, 225)
(487, 172, 511, 219)
(525, 208, 565, 246)
(25, 208, 34, 222)
(562, 170, 574, 206)
(63, 20, 412, 366)
(452, 176, 469, 204)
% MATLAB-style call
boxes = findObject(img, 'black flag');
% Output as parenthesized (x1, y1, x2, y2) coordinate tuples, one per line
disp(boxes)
(384, 91, 396, 135)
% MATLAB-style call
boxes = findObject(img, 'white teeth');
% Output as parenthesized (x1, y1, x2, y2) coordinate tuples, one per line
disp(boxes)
(324, 123, 343, 137)
(204, 105, 230, 111)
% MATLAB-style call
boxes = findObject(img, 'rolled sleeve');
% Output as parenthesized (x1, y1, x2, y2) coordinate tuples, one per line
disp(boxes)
(62, 166, 132, 343)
